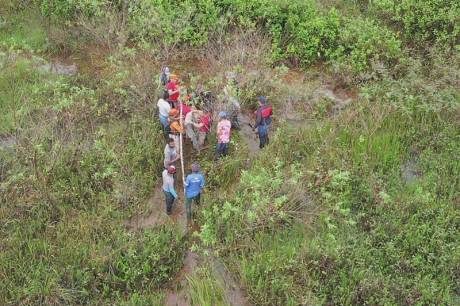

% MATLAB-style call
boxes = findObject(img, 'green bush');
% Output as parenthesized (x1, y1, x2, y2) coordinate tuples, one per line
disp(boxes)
(371, 0, 460, 48)
(127, 0, 220, 48)
(332, 17, 402, 75)
(285, 7, 341, 65)
(40, 0, 109, 19)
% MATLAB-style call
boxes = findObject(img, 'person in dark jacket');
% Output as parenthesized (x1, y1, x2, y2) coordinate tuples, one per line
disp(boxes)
(253, 96, 272, 149)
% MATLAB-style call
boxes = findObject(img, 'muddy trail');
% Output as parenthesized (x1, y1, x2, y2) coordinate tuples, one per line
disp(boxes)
(124, 81, 354, 306)
(126, 135, 252, 306)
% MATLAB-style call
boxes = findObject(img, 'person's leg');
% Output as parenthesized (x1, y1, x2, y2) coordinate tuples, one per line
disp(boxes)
(191, 131, 200, 151)
(216, 142, 223, 158)
(185, 197, 192, 220)
(164, 125, 171, 141)
(164, 191, 173, 215)
(198, 132, 206, 151)
(223, 142, 229, 156)
(259, 133, 267, 149)
(195, 193, 201, 206)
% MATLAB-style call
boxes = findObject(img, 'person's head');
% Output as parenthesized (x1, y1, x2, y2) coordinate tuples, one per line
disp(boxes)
(170, 74, 178, 84)
(168, 138, 175, 148)
(258, 96, 267, 106)
(167, 165, 176, 174)
(161, 90, 169, 100)
(218, 111, 228, 120)
(191, 162, 200, 173)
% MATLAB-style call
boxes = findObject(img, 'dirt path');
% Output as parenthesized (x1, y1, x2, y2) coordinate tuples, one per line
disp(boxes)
(239, 113, 259, 156)
(210, 256, 252, 306)
(165, 250, 200, 306)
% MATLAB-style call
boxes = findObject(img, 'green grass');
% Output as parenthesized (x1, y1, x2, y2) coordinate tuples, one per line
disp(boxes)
(187, 265, 229, 306)
(2, 2, 460, 305)
(0, 7, 48, 52)
(200, 62, 460, 305)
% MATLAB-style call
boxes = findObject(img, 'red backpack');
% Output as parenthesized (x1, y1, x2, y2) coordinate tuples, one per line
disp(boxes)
(261, 106, 272, 118)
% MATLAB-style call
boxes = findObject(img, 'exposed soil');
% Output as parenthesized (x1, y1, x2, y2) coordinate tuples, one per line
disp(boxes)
(210, 257, 252, 306)
(165, 251, 200, 306)
(401, 155, 421, 183)
(239, 113, 260, 156)
(38, 61, 77, 75)
(0, 136, 16, 150)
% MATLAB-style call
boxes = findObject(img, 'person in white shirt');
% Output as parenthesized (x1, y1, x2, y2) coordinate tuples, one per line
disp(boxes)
(157, 91, 171, 139)
(162, 166, 177, 215)
(184, 110, 203, 151)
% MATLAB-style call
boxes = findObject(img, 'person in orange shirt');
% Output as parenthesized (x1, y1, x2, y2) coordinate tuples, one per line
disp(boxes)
(168, 108, 184, 151)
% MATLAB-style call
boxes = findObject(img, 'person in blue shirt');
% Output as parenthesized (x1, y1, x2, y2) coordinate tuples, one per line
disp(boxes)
(184, 162, 205, 221)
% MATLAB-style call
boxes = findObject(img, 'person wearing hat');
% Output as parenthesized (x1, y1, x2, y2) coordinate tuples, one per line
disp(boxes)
(254, 96, 272, 149)
(166, 74, 180, 108)
(216, 111, 232, 158)
(162, 165, 178, 215)
(184, 163, 205, 221)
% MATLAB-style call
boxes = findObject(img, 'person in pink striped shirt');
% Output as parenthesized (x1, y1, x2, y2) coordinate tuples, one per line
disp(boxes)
(216, 111, 231, 158)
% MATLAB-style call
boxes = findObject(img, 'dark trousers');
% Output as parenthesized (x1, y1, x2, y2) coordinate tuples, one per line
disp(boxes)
(163, 191, 175, 214)
(167, 100, 177, 108)
(163, 125, 171, 141)
(185, 193, 201, 220)
(259, 133, 269, 149)
(216, 142, 229, 158)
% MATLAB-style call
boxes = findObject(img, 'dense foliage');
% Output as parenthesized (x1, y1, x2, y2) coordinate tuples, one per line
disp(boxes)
(200, 63, 460, 304)
(2, 1, 460, 305)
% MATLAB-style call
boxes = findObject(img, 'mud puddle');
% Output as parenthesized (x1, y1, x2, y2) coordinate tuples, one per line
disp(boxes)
(39, 61, 78, 76)
(401, 154, 421, 184)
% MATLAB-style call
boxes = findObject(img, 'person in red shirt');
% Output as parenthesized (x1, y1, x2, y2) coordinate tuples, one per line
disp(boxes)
(196, 110, 212, 153)
(166, 74, 180, 108)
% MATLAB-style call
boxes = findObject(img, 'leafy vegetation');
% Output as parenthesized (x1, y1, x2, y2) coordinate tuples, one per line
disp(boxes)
(1, 1, 460, 305)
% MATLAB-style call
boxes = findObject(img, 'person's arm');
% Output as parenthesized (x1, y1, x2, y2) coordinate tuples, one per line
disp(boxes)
(216, 122, 222, 138)
(171, 153, 181, 163)
(200, 175, 205, 189)
(169, 185, 178, 199)
(254, 109, 262, 128)
(184, 176, 190, 187)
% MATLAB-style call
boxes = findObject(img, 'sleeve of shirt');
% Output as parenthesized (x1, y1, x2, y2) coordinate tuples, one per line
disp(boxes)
(169, 186, 178, 199)
(184, 175, 190, 187)
(200, 175, 205, 188)
(255, 109, 262, 128)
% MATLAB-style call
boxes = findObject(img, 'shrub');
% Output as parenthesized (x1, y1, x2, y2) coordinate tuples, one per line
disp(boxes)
(332, 17, 402, 76)
(125, 0, 220, 51)
(285, 7, 341, 65)
(371, 0, 460, 48)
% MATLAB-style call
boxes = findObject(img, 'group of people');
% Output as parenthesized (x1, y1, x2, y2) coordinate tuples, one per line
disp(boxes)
(158, 67, 273, 220)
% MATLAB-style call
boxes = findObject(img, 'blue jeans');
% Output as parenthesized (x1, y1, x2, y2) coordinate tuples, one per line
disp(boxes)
(216, 142, 229, 158)
(185, 193, 201, 220)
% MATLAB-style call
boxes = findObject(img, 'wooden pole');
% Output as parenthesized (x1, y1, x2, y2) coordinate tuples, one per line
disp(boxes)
(179, 99, 186, 197)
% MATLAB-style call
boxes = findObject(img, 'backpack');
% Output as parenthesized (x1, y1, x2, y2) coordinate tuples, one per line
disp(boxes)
(261, 105, 272, 119)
